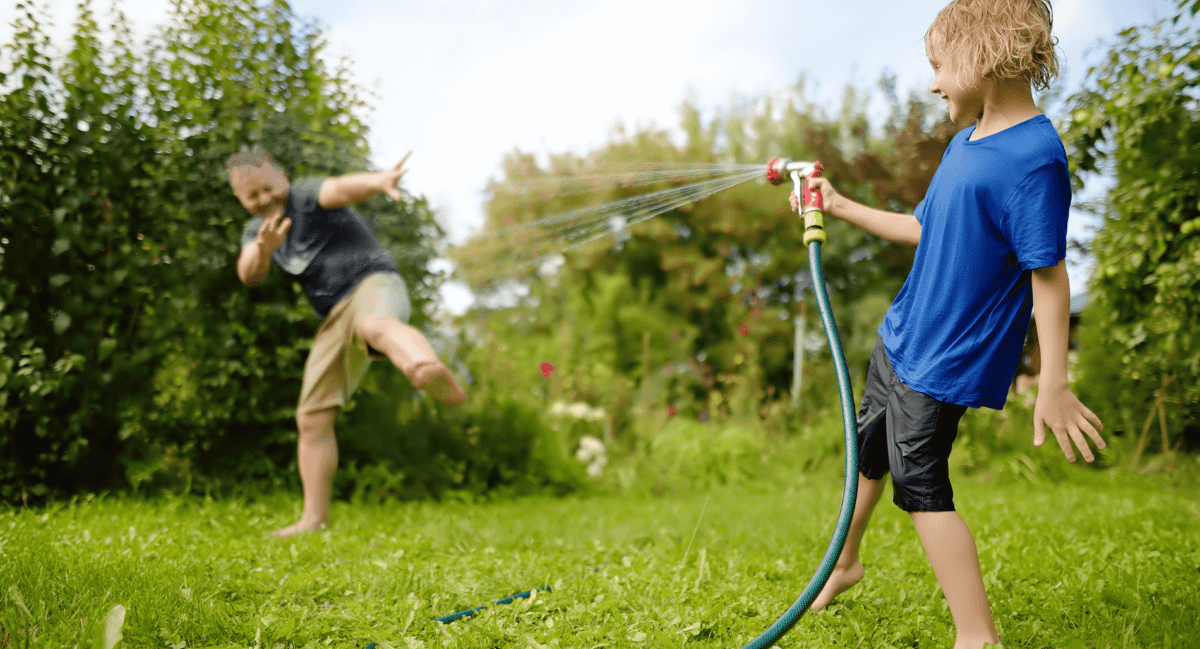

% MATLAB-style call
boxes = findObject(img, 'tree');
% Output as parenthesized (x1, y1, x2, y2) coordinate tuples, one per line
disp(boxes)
(0, 0, 445, 502)
(1063, 0, 1200, 455)
(446, 71, 959, 440)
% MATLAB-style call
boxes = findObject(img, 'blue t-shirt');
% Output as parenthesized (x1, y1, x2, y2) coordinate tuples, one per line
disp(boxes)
(240, 178, 400, 319)
(880, 115, 1070, 410)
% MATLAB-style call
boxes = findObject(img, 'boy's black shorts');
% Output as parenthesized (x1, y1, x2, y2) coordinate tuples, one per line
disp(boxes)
(857, 337, 967, 512)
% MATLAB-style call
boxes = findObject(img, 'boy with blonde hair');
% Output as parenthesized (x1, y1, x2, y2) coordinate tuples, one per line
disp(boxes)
(228, 147, 466, 537)
(791, 1, 1106, 647)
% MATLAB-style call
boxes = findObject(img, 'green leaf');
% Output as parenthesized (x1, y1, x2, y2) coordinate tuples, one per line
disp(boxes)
(52, 238, 71, 256)
(98, 338, 117, 362)
(101, 604, 126, 649)
(6, 585, 33, 619)
(53, 311, 72, 334)
(49, 274, 70, 288)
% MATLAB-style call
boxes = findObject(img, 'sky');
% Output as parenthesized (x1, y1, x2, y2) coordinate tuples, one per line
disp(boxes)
(1, 0, 1189, 319)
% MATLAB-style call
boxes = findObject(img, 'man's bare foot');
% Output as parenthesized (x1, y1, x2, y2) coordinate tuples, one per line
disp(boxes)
(270, 519, 327, 538)
(811, 560, 865, 611)
(410, 361, 466, 407)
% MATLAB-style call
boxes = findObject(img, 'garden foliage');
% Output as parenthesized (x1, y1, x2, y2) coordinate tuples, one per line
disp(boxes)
(1063, 0, 1200, 451)
(0, 0, 579, 504)
(3, 0, 1196, 505)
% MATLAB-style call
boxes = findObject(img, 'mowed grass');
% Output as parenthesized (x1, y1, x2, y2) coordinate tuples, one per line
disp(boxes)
(3, 466, 1198, 649)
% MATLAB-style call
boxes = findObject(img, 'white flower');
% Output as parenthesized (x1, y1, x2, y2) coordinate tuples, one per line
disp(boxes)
(586, 458, 607, 478)
(551, 401, 606, 422)
(575, 435, 606, 463)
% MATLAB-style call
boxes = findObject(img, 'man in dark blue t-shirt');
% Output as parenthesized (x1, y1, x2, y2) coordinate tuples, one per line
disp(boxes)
(229, 146, 465, 537)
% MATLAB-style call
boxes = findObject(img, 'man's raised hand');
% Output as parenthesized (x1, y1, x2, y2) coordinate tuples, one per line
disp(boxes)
(379, 151, 412, 201)
(256, 208, 291, 253)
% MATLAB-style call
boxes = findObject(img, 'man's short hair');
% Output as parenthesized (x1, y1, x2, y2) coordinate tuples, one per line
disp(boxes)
(225, 146, 287, 180)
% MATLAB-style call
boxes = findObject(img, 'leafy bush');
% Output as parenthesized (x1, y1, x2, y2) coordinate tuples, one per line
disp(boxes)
(336, 365, 588, 501)
(1062, 1, 1200, 455)
(0, 0, 574, 505)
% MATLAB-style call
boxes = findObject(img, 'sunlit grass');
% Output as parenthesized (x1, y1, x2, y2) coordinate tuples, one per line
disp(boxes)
(2, 465, 1198, 648)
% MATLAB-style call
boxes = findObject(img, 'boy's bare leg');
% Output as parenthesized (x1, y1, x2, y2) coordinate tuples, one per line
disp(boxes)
(811, 473, 887, 610)
(359, 318, 465, 407)
(909, 511, 1001, 649)
(273, 406, 340, 538)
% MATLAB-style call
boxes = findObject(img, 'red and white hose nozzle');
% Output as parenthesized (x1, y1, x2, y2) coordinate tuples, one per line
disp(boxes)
(766, 158, 821, 186)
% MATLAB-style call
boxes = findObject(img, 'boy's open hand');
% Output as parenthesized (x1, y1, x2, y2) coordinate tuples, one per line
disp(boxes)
(378, 151, 412, 201)
(1033, 384, 1105, 463)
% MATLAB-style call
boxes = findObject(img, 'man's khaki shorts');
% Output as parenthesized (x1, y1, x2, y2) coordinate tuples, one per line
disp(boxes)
(297, 272, 411, 416)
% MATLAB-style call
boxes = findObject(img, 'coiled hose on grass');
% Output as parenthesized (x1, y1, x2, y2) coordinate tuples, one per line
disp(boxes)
(742, 161, 860, 649)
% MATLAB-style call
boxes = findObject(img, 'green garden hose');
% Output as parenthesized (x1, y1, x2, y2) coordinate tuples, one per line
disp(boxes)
(744, 160, 860, 648)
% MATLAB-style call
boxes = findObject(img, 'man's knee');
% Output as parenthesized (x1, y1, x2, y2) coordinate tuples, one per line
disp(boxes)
(297, 406, 340, 439)
(358, 316, 398, 344)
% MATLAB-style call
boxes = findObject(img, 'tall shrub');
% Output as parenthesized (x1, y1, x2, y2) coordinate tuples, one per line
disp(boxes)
(0, 0, 446, 502)
(1063, 0, 1200, 451)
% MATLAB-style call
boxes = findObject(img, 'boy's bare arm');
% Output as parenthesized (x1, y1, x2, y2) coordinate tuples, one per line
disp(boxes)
(1030, 260, 1105, 462)
(834, 196, 922, 247)
(318, 152, 411, 209)
(801, 178, 921, 247)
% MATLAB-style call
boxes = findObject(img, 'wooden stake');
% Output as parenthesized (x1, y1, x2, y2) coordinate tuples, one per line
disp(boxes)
(1130, 392, 1159, 470)
(641, 330, 651, 384)
(1158, 374, 1173, 457)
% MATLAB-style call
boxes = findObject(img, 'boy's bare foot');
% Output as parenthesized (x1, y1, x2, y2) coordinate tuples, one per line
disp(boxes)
(270, 519, 327, 538)
(410, 361, 466, 407)
(811, 560, 865, 611)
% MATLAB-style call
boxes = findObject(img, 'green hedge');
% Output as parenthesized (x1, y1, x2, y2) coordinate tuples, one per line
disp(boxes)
(0, 0, 582, 504)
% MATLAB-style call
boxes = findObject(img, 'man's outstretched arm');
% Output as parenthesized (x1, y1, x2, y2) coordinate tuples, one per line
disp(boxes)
(318, 152, 411, 209)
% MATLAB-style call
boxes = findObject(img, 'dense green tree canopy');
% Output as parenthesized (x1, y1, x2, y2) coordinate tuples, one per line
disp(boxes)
(1064, 0, 1199, 452)
(0, 0, 448, 502)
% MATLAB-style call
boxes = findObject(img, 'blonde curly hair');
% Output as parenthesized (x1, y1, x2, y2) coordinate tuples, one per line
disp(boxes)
(925, 0, 1061, 93)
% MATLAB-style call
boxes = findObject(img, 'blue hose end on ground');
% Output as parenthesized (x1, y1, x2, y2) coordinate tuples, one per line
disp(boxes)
(435, 585, 553, 624)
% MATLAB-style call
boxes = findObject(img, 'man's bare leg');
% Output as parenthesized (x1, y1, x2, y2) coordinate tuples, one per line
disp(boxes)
(810, 472, 888, 610)
(909, 511, 1001, 649)
(273, 406, 340, 537)
(359, 317, 465, 407)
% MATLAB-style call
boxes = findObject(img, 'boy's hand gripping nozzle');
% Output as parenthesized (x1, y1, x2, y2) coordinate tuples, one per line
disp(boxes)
(767, 158, 826, 245)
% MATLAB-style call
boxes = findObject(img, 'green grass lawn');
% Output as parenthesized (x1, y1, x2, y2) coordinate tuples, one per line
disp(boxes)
(3, 466, 1198, 649)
